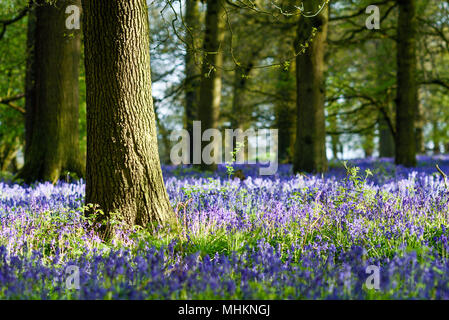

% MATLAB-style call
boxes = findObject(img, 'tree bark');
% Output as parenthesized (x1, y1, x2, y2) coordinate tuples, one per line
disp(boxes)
(293, 1, 328, 173)
(395, 0, 417, 167)
(18, 0, 84, 183)
(184, 0, 201, 164)
(82, 0, 176, 238)
(198, 0, 225, 171)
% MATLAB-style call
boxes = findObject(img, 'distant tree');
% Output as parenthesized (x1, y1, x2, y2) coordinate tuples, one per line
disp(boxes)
(82, 0, 176, 239)
(0, 2, 28, 172)
(272, 5, 297, 164)
(395, 0, 418, 167)
(18, 0, 84, 183)
(184, 0, 202, 164)
(274, 65, 296, 163)
(198, 0, 225, 171)
(293, 1, 328, 173)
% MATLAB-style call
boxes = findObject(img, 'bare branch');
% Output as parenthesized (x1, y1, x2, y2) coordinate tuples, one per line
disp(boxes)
(0, 94, 26, 114)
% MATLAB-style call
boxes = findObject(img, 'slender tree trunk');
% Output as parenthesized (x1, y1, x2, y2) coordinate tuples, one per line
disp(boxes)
(184, 0, 201, 164)
(362, 131, 375, 158)
(82, 0, 176, 238)
(198, 0, 225, 171)
(230, 61, 257, 162)
(432, 120, 441, 154)
(154, 102, 171, 164)
(374, 40, 395, 158)
(328, 115, 340, 160)
(18, 0, 84, 183)
(274, 66, 296, 163)
(293, 1, 328, 173)
(274, 4, 297, 164)
(395, 0, 417, 167)
(231, 64, 253, 131)
(0, 137, 19, 172)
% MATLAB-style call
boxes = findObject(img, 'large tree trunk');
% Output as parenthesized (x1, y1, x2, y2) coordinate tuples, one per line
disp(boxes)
(198, 0, 225, 171)
(395, 0, 417, 167)
(184, 0, 201, 164)
(293, 1, 328, 173)
(82, 0, 176, 239)
(18, 0, 84, 183)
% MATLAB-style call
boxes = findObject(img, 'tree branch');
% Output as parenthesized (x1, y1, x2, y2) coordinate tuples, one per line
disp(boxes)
(0, 94, 26, 114)
(0, 3, 31, 41)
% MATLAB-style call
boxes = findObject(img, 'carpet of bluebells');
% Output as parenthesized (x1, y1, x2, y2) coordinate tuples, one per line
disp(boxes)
(2, 156, 449, 299)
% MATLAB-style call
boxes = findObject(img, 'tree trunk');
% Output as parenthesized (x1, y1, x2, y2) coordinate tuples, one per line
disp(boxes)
(230, 60, 256, 162)
(328, 116, 340, 161)
(395, 0, 417, 167)
(231, 64, 253, 131)
(198, 0, 225, 171)
(82, 0, 176, 239)
(18, 0, 84, 183)
(432, 120, 441, 154)
(184, 0, 201, 164)
(274, 1, 297, 164)
(0, 137, 19, 172)
(274, 66, 296, 163)
(154, 102, 172, 164)
(293, 1, 328, 173)
(362, 131, 375, 158)
(378, 112, 395, 157)
(374, 39, 396, 158)
(24, 4, 36, 163)
(415, 97, 425, 154)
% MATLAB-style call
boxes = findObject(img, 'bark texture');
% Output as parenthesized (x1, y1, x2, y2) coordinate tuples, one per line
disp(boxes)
(395, 0, 417, 167)
(198, 0, 225, 171)
(82, 0, 176, 237)
(18, 0, 84, 183)
(293, 1, 328, 173)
